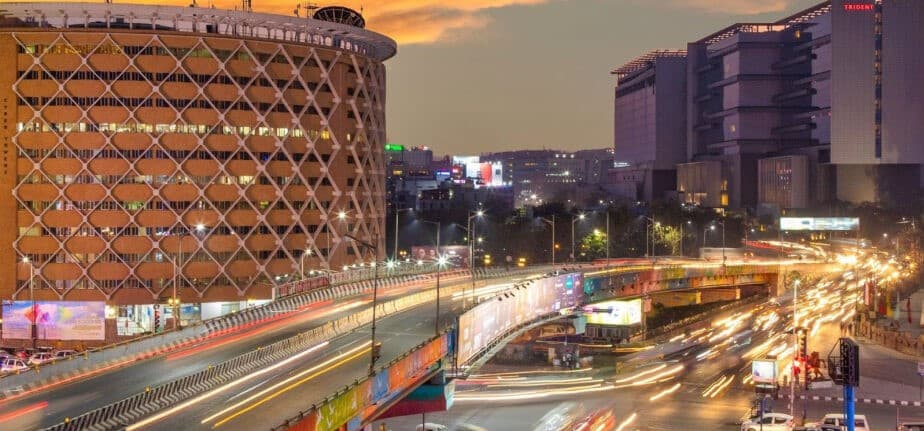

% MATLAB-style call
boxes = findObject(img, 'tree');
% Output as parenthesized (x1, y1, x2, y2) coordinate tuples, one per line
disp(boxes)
(652, 224, 681, 255)
(579, 230, 607, 260)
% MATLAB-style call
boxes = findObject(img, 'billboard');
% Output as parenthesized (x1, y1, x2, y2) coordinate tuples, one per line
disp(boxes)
(751, 358, 778, 384)
(450, 156, 504, 187)
(780, 217, 859, 231)
(457, 272, 580, 363)
(584, 299, 642, 326)
(3, 301, 106, 340)
(410, 246, 470, 267)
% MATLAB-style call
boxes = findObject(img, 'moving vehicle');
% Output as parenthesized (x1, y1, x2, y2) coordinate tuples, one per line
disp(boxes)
(804, 414, 870, 431)
(416, 424, 447, 431)
(1, 358, 29, 373)
(899, 422, 924, 431)
(740, 413, 794, 431)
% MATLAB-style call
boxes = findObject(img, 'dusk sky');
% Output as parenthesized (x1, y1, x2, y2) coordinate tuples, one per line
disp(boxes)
(45, 0, 821, 155)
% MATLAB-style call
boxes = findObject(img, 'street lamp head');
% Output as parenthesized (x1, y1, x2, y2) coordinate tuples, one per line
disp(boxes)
(305, 249, 313, 256)
(386, 261, 396, 269)
(195, 223, 205, 232)
(476, 210, 484, 217)
(437, 256, 448, 266)
(342, 265, 349, 271)
(578, 214, 585, 220)
(338, 210, 347, 220)
(654, 221, 660, 227)
(21, 256, 29, 263)
(417, 259, 424, 266)
(710, 225, 716, 231)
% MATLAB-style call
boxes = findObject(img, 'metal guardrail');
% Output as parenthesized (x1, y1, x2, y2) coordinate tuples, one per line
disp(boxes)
(43, 289, 440, 431)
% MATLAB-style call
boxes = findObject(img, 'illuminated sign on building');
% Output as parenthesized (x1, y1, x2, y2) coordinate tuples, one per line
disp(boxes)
(384, 144, 404, 152)
(843, 3, 874, 11)
(780, 217, 860, 231)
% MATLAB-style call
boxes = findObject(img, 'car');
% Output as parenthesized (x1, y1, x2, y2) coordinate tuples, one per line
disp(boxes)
(805, 414, 870, 431)
(900, 422, 924, 431)
(454, 425, 488, 431)
(740, 413, 794, 431)
(416, 423, 447, 431)
(54, 350, 77, 359)
(1, 358, 29, 373)
(29, 352, 54, 365)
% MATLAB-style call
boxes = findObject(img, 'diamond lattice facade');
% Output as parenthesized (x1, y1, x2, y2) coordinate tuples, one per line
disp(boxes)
(0, 3, 395, 304)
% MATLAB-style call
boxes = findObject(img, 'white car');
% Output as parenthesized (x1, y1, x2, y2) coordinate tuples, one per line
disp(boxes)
(416, 424, 447, 431)
(805, 414, 870, 431)
(740, 413, 794, 431)
(28, 352, 54, 365)
(1, 358, 29, 373)
(54, 350, 77, 359)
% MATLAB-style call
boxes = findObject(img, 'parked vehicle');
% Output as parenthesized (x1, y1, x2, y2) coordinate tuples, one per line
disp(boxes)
(740, 413, 794, 431)
(28, 352, 54, 365)
(1, 358, 29, 373)
(804, 414, 870, 431)
(899, 422, 924, 431)
(416, 423, 447, 431)
(54, 349, 77, 359)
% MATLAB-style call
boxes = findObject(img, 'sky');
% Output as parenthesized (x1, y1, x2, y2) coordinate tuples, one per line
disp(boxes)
(39, 0, 821, 155)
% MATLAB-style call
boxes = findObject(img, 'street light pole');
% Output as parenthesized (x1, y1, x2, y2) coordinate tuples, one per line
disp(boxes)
(605, 210, 610, 265)
(540, 215, 556, 267)
(393, 208, 413, 261)
(344, 233, 380, 375)
(571, 213, 585, 263)
(421, 220, 443, 336)
(467, 210, 483, 307)
(23, 257, 36, 349)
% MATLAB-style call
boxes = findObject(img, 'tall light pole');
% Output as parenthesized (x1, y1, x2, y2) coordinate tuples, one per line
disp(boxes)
(539, 215, 556, 267)
(344, 233, 380, 375)
(680, 220, 692, 257)
(605, 209, 611, 266)
(393, 208, 413, 260)
(420, 220, 442, 336)
(300, 248, 314, 279)
(642, 217, 658, 258)
(712, 220, 727, 264)
(23, 257, 36, 349)
(571, 213, 585, 263)
(466, 210, 484, 307)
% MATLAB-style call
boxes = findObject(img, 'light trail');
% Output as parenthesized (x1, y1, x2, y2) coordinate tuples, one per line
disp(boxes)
(648, 383, 682, 402)
(205, 343, 371, 428)
(123, 340, 331, 431)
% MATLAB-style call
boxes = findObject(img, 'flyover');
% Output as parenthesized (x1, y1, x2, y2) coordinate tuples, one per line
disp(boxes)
(17, 258, 829, 431)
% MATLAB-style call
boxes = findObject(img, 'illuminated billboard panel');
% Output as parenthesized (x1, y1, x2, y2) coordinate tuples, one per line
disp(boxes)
(751, 358, 778, 384)
(3, 301, 106, 340)
(780, 217, 859, 231)
(457, 272, 580, 363)
(584, 299, 642, 326)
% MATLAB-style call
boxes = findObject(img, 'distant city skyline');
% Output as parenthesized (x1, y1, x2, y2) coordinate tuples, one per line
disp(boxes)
(40, 0, 821, 154)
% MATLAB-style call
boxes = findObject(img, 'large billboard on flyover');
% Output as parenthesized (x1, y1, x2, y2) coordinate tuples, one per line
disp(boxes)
(457, 272, 582, 364)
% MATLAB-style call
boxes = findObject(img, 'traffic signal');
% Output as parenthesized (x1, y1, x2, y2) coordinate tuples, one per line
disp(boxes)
(153, 308, 161, 333)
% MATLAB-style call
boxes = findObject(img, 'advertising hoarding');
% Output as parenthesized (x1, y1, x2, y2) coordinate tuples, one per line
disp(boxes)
(751, 359, 778, 384)
(780, 217, 859, 231)
(3, 301, 106, 340)
(584, 299, 642, 326)
(457, 273, 580, 363)
(410, 246, 470, 267)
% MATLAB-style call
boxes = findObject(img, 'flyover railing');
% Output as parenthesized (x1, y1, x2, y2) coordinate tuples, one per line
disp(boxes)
(42, 289, 444, 431)
(0, 265, 545, 399)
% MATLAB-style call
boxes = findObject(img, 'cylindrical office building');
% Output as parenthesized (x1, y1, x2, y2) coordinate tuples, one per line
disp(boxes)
(0, 2, 394, 319)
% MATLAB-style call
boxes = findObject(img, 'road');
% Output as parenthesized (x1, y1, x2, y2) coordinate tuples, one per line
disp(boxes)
(0, 271, 535, 430)
(375, 256, 924, 431)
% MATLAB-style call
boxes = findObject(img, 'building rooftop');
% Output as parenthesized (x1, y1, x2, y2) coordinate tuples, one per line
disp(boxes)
(0, 2, 397, 61)
(611, 49, 686, 79)
(694, 1, 830, 45)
